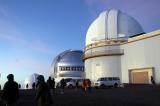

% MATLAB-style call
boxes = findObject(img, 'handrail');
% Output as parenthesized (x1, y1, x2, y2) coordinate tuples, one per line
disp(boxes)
(85, 39, 127, 51)
(83, 49, 124, 60)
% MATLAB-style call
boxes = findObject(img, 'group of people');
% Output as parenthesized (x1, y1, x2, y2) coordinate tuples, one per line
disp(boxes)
(25, 83, 36, 89)
(58, 78, 92, 94)
(0, 74, 156, 106)
(46, 77, 55, 94)
(36, 75, 53, 106)
(0, 74, 54, 106)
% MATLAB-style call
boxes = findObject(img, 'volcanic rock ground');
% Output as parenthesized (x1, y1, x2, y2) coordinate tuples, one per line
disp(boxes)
(0, 85, 160, 106)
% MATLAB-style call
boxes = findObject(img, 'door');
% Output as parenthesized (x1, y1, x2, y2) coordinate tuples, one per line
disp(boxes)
(93, 64, 102, 81)
(131, 71, 149, 84)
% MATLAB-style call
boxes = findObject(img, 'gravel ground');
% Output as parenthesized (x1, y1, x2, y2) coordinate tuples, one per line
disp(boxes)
(1, 85, 160, 106)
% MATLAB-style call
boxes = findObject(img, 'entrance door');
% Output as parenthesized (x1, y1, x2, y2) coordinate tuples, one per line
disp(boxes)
(93, 64, 102, 81)
(132, 71, 149, 84)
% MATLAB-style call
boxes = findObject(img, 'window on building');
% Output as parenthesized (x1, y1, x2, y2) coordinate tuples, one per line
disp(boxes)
(72, 67, 76, 71)
(66, 67, 70, 71)
(63, 67, 65, 71)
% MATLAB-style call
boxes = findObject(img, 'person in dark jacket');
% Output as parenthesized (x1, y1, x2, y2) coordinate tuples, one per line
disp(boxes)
(47, 77, 55, 94)
(151, 76, 155, 85)
(18, 84, 21, 89)
(36, 75, 52, 106)
(2, 74, 19, 106)
(60, 78, 66, 94)
(76, 80, 79, 88)
(32, 82, 36, 90)
(26, 83, 29, 89)
(52, 78, 55, 93)
(47, 77, 52, 89)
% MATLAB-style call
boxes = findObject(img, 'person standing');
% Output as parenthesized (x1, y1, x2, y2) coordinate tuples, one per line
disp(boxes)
(87, 79, 91, 92)
(60, 79, 66, 94)
(47, 77, 54, 94)
(151, 76, 155, 85)
(26, 83, 29, 89)
(18, 84, 21, 89)
(32, 82, 36, 90)
(36, 75, 52, 106)
(51, 78, 55, 94)
(82, 79, 87, 94)
(75, 80, 79, 91)
(2, 74, 19, 106)
(47, 77, 52, 89)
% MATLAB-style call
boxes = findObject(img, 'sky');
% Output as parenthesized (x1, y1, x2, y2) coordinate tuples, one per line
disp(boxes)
(0, 0, 160, 87)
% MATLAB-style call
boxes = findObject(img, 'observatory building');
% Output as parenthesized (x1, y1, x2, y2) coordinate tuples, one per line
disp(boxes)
(84, 9, 160, 84)
(50, 50, 84, 83)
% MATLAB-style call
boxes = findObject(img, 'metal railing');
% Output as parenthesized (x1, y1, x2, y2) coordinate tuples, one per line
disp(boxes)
(85, 39, 127, 51)
(83, 49, 124, 60)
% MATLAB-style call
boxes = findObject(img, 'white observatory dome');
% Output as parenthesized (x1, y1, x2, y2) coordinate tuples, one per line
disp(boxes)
(24, 73, 39, 89)
(86, 9, 144, 45)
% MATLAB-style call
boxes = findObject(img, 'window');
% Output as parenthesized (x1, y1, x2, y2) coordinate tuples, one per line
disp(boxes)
(62, 67, 65, 71)
(101, 78, 105, 81)
(113, 77, 119, 80)
(82, 67, 84, 71)
(59, 66, 65, 71)
(108, 78, 112, 81)
(66, 67, 70, 71)
(77, 67, 80, 71)
(59, 66, 62, 71)
(60, 66, 84, 71)
(75, 67, 78, 71)
(72, 67, 76, 71)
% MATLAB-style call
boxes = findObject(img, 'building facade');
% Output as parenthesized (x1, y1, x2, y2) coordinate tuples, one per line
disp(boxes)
(121, 30, 160, 84)
(84, 9, 160, 84)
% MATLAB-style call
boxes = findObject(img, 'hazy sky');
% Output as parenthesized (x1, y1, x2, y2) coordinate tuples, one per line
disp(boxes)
(0, 0, 160, 86)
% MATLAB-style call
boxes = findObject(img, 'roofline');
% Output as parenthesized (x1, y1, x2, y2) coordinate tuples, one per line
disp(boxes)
(121, 29, 160, 45)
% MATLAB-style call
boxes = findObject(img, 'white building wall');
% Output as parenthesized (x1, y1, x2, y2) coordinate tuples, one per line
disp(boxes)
(120, 31, 160, 84)
(85, 56, 121, 82)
